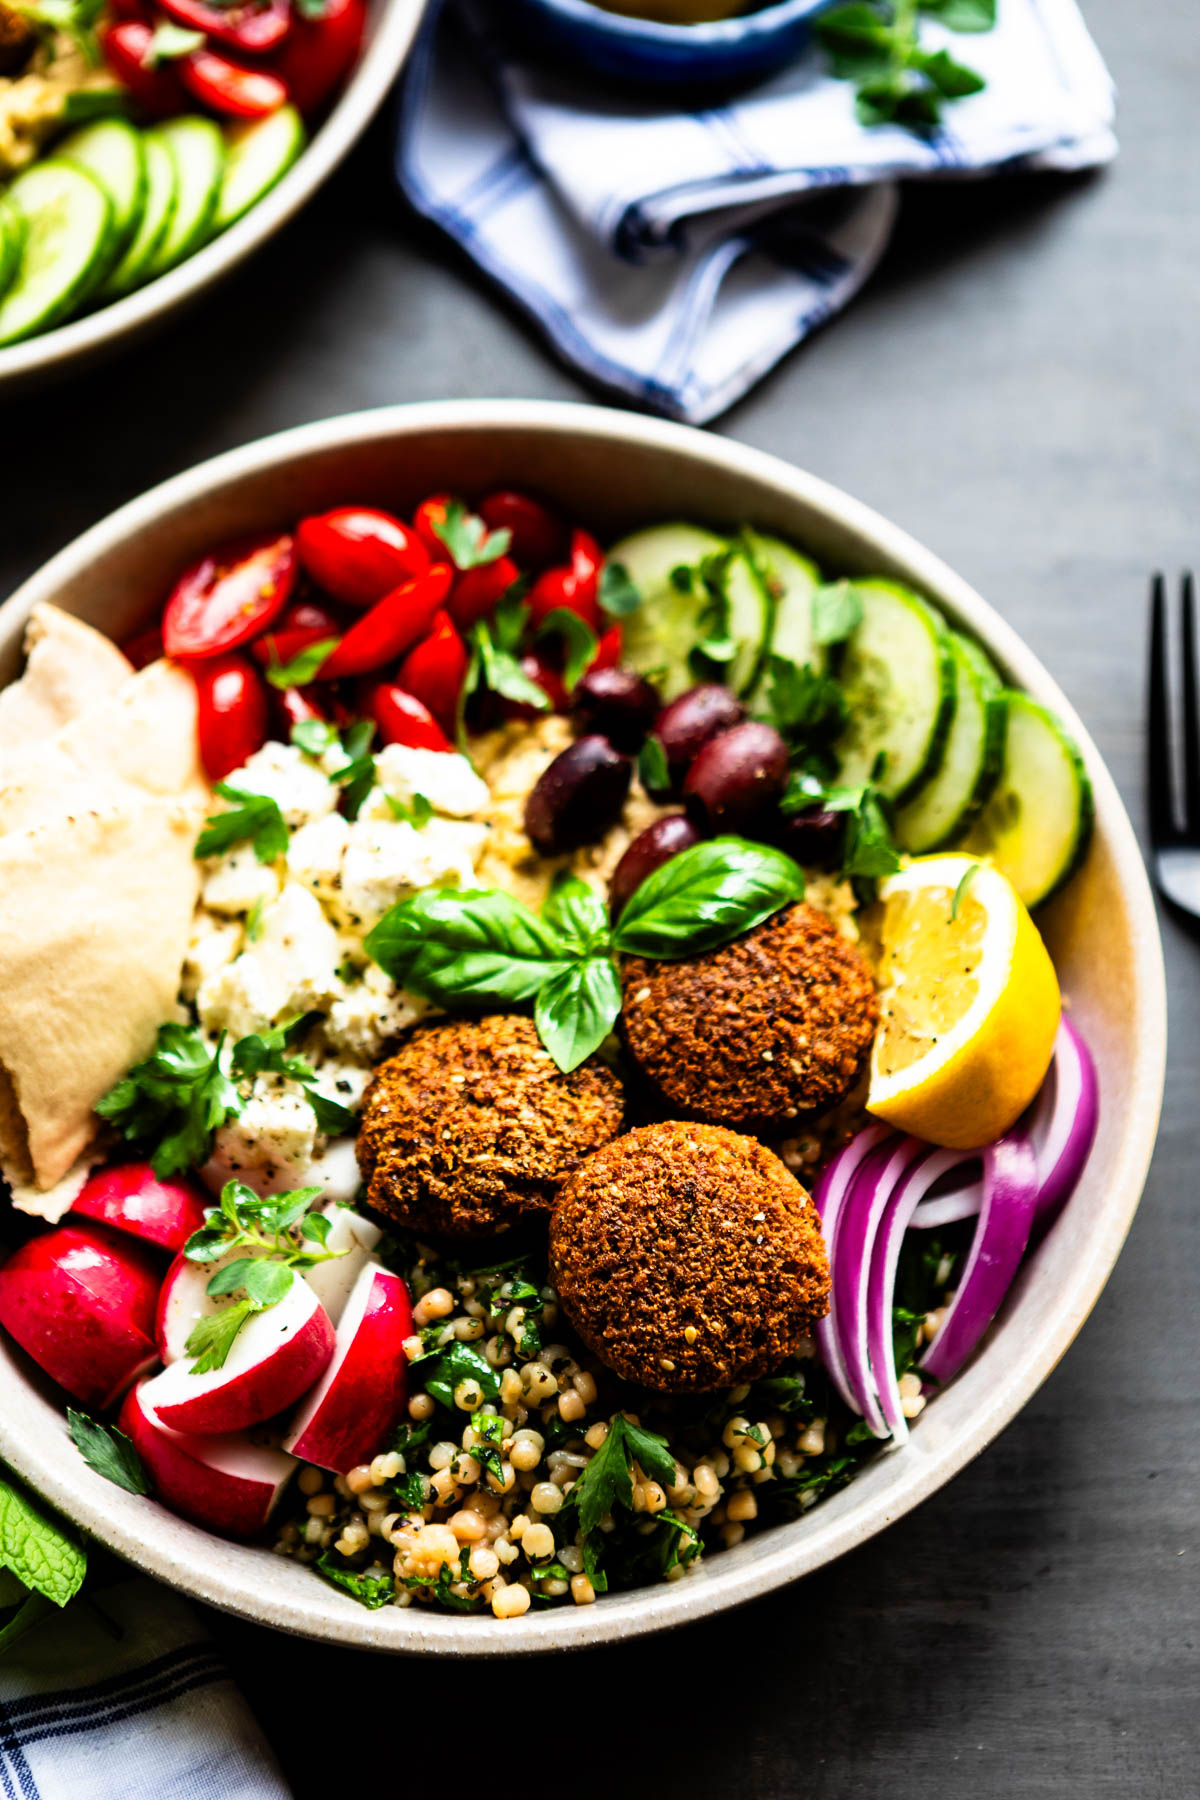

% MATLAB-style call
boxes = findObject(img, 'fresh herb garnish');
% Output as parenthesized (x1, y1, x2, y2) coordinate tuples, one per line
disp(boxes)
(782, 773, 901, 883)
(637, 733, 670, 794)
(433, 499, 511, 571)
(327, 719, 377, 821)
(812, 580, 865, 648)
(386, 792, 434, 828)
(687, 549, 738, 679)
(290, 718, 340, 756)
(231, 1018, 356, 1136)
(139, 20, 203, 63)
(365, 837, 804, 1071)
(597, 560, 642, 618)
(265, 637, 339, 690)
(950, 861, 979, 920)
(534, 607, 598, 693)
(195, 784, 289, 865)
(558, 1414, 679, 1588)
(0, 1474, 86, 1612)
(314, 1552, 395, 1609)
(411, 1340, 501, 1411)
(66, 1411, 149, 1496)
(8, 0, 105, 64)
(97, 1024, 241, 1178)
(815, 0, 992, 130)
(764, 655, 848, 772)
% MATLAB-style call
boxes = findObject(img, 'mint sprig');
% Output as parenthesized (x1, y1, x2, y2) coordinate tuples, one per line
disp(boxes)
(816, 0, 992, 128)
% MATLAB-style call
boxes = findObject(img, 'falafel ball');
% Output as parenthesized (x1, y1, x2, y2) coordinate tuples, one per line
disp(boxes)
(620, 902, 877, 1130)
(0, 5, 33, 74)
(550, 1121, 830, 1393)
(357, 1014, 625, 1238)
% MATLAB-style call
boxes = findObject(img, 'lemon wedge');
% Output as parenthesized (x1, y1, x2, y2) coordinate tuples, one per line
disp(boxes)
(866, 853, 1060, 1150)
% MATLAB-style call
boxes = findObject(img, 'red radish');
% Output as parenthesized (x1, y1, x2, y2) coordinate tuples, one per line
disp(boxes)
(301, 1207, 382, 1326)
(73, 1164, 207, 1256)
(317, 564, 451, 681)
(296, 507, 430, 609)
(120, 1381, 295, 1539)
(364, 681, 451, 752)
(180, 48, 288, 118)
(143, 1275, 334, 1435)
(162, 533, 297, 661)
(283, 1265, 411, 1473)
(274, 0, 364, 117)
(0, 1223, 160, 1410)
(192, 653, 269, 781)
(478, 490, 565, 571)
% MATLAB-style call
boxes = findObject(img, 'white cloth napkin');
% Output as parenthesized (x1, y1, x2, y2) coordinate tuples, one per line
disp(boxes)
(396, 0, 1116, 422)
(0, 1579, 291, 1800)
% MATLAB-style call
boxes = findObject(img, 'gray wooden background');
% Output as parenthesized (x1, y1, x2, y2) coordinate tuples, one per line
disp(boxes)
(0, 0, 1195, 1791)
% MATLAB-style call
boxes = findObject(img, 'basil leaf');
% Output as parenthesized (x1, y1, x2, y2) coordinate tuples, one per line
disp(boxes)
(0, 1478, 86, 1608)
(612, 837, 805, 959)
(812, 580, 864, 647)
(264, 638, 339, 691)
(195, 785, 289, 865)
(365, 887, 571, 1006)
(534, 607, 597, 693)
(598, 560, 642, 618)
(534, 957, 622, 1073)
(66, 1410, 150, 1496)
(540, 871, 609, 952)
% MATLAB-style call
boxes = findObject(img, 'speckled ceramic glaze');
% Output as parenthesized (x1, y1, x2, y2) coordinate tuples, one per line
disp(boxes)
(504, 0, 830, 87)
(0, 402, 1166, 1654)
(0, 0, 427, 394)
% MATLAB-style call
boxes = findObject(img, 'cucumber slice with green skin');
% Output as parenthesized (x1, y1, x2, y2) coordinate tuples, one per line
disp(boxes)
(214, 104, 305, 234)
(144, 116, 225, 281)
(58, 118, 146, 263)
(96, 131, 177, 301)
(833, 579, 957, 806)
(722, 545, 772, 697)
(607, 522, 728, 699)
(752, 534, 823, 679)
(960, 690, 1094, 907)
(0, 161, 113, 345)
(896, 632, 1006, 853)
(0, 199, 24, 304)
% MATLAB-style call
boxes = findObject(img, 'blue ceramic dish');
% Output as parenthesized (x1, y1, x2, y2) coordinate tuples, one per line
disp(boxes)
(503, 0, 832, 90)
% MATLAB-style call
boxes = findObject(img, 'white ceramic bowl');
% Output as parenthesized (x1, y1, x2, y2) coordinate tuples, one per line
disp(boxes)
(0, 401, 1166, 1653)
(0, 0, 426, 393)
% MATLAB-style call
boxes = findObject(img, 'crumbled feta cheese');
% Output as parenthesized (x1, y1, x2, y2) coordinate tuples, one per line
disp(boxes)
(195, 951, 275, 1040)
(181, 912, 242, 1002)
(325, 971, 427, 1060)
(308, 1058, 372, 1114)
(287, 812, 350, 909)
(369, 744, 490, 818)
(206, 1080, 319, 1193)
(203, 844, 283, 916)
(339, 817, 487, 929)
(228, 741, 337, 828)
(252, 883, 344, 1019)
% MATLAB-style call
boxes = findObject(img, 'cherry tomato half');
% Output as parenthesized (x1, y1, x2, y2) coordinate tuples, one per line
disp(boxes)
(273, 684, 327, 736)
(397, 609, 469, 738)
(192, 655, 269, 781)
(122, 625, 164, 670)
(251, 598, 344, 669)
(163, 532, 297, 661)
(159, 0, 290, 53)
(364, 682, 452, 753)
(297, 506, 431, 610)
(527, 530, 603, 634)
(478, 490, 565, 572)
(100, 22, 187, 117)
(591, 623, 623, 671)
(317, 565, 451, 681)
(274, 0, 365, 117)
(180, 48, 288, 120)
(501, 653, 569, 722)
(411, 492, 453, 561)
(448, 555, 520, 632)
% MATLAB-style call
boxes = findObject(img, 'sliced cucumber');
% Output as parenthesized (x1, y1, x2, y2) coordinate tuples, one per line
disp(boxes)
(833, 579, 957, 805)
(896, 632, 1006, 853)
(0, 161, 113, 345)
(214, 104, 305, 233)
(722, 545, 772, 697)
(96, 130, 177, 301)
(608, 522, 727, 699)
(58, 118, 146, 263)
(753, 533, 823, 677)
(960, 691, 1093, 907)
(0, 198, 24, 305)
(143, 116, 225, 281)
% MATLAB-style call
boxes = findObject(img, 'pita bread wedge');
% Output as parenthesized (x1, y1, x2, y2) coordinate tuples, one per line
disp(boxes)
(0, 605, 132, 786)
(0, 796, 205, 1190)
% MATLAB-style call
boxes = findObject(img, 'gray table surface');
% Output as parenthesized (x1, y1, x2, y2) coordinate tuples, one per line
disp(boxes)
(2, 0, 1196, 1791)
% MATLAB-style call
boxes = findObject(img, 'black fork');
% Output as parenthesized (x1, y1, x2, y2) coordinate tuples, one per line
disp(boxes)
(1148, 571, 1200, 917)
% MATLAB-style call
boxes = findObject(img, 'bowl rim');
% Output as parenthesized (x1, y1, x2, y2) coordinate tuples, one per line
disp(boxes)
(513, 0, 827, 48)
(0, 0, 427, 390)
(0, 399, 1167, 1655)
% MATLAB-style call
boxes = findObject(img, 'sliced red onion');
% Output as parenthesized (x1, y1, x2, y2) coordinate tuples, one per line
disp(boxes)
(909, 1154, 983, 1228)
(811, 1122, 891, 1418)
(918, 1133, 1041, 1389)
(833, 1135, 926, 1438)
(1025, 1015, 1099, 1224)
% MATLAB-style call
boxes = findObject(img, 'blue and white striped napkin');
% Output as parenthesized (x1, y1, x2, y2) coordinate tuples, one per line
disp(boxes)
(0, 1580, 290, 1800)
(396, 0, 1116, 422)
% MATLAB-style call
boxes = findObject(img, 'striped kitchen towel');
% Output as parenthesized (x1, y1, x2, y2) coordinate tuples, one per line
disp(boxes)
(0, 1579, 290, 1800)
(396, 0, 1116, 423)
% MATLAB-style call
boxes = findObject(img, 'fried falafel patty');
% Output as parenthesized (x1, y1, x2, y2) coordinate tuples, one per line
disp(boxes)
(620, 902, 877, 1130)
(550, 1120, 831, 1393)
(357, 1014, 625, 1238)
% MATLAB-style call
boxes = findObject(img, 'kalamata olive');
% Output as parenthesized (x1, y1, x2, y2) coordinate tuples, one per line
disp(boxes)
(683, 720, 790, 832)
(609, 814, 702, 918)
(774, 806, 845, 871)
(525, 734, 633, 855)
(572, 665, 661, 752)
(652, 684, 746, 791)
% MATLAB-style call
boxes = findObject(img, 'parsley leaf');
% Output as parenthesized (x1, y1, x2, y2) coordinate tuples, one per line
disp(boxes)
(66, 1411, 149, 1496)
(315, 1553, 395, 1609)
(764, 655, 848, 770)
(783, 774, 901, 883)
(139, 20, 203, 63)
(598, 560, 642, 618)
(412, 1341, 501, 1411)
(195, 784, 288, 865)
(290, 718, 339, 756)
(184, 1298, 259, 1374)
(534, 607, 598, 694)
(432, 499, 511, 571)
(230, 1019, 358, 1137)
(96, 1023, 241, 1178)
(561, 1415, 676, 1541)
(264, 638, 339, 690)
(386, 792, 434, 827)
(812, 580, 865, 647)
